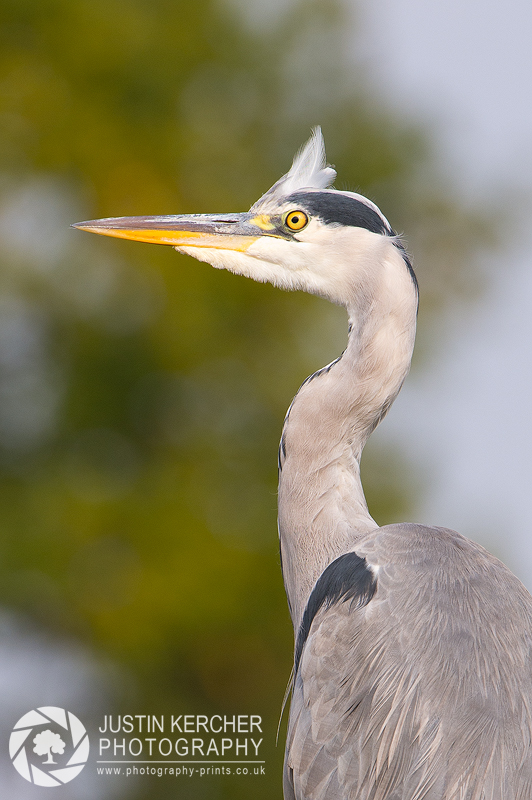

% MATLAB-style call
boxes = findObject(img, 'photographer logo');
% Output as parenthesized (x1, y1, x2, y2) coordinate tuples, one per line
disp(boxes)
(9, 707, 89, 786)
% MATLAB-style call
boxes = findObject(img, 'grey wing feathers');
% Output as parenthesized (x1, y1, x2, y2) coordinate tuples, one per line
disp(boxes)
(284, 524, 532, 800)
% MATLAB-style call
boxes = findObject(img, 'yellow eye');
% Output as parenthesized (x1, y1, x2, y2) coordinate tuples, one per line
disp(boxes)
(285, 210, 309, 231)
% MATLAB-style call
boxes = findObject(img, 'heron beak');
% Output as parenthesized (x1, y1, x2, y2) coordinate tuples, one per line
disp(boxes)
(72, 213, 278, 252)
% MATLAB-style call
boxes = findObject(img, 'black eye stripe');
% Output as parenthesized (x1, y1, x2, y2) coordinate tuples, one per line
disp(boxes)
(286, 192, 391, 235)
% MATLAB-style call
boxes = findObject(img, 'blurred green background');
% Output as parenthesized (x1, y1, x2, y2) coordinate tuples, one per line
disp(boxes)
(0, 0, 489, 797)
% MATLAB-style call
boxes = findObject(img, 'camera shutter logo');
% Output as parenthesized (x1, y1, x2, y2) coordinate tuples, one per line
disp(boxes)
(9, 707, 89, 786)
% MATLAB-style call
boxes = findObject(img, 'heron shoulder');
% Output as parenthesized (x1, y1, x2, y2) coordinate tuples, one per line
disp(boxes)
(355, 523, 532, 646)
(292, 523, 532, 746)
(287, 523, 532, 800)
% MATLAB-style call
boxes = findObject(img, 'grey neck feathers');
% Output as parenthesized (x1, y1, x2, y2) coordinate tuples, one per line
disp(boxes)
(278, 243, 418, 631)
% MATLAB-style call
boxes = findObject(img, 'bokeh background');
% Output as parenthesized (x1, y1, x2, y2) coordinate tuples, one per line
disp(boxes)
(0, 0, 530, 798)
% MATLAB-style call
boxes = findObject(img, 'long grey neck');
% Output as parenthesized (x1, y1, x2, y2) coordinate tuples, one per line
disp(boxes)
(278, 244, 418, 631)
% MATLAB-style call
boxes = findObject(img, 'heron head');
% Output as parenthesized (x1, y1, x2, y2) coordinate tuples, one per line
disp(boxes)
(73, 128, 413, 307)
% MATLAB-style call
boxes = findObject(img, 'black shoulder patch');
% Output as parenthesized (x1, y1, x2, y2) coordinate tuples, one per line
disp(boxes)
(286, 191, 391, 235)
(294, 551, 377, 674)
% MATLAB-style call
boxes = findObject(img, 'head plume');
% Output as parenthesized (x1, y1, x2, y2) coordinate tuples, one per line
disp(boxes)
(251, 127, 336, 212)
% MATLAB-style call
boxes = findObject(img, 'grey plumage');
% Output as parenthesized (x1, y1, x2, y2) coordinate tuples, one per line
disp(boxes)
(74, 128, 532, 799)
(285, 525, 532, 800)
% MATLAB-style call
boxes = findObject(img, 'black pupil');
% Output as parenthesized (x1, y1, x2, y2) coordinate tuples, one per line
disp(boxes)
(292, 215, 300, 225)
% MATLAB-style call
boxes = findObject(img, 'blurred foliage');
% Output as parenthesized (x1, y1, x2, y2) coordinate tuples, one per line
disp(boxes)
(0, 0, 491, 797)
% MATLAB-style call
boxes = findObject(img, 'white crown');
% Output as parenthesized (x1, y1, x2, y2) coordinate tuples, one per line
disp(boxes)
(252, 127, 336, 211)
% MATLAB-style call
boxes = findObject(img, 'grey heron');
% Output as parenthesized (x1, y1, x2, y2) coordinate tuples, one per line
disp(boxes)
(74, 129, 532, 799)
